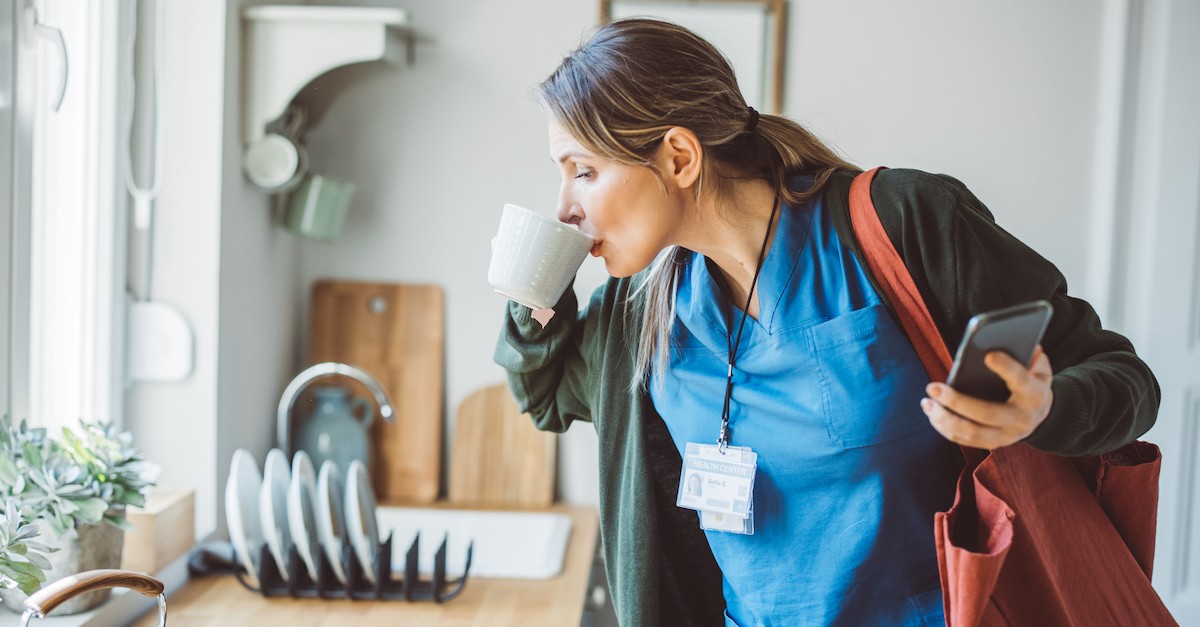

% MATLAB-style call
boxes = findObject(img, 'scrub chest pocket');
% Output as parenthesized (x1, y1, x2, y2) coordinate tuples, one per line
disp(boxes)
(807, 304, 932, 449)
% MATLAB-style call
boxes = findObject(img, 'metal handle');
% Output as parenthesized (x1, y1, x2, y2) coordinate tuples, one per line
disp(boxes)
(19, 569, 166, 626)
(277, 362, 395, 455)
(22, 4, 67, 111)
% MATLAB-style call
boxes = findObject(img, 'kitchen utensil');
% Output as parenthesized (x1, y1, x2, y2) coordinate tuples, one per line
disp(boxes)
(18, 570, 166, 626)
(258, 448, 292, 582)
(286, 450, 320, 581)
(225, 449, 263, 588)
(449, 383, 557, 507)
(294, 385, 374, 473)
(345, 459, 380, 584)
(488, 203, 593, 310)
(309, 281, 444, 502)
(286, 173, 355, 241)
(243, 132, 307, 191)
(316, 460, 349, 585)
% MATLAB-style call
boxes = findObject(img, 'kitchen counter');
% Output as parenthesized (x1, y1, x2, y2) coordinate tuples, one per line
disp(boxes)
(132, 505, 599, 626)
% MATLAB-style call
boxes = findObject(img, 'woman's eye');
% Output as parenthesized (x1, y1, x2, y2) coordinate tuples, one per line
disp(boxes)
(574, 170, 594, 180)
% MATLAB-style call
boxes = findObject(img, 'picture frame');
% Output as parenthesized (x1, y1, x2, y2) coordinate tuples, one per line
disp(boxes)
(598, 0, 787, 113)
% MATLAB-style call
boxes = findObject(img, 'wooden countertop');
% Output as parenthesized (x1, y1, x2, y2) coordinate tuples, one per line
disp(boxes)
(134, 505, 598, 627)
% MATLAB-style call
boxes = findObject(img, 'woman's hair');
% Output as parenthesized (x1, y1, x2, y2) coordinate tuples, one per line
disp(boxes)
(538, 18, 855, 391)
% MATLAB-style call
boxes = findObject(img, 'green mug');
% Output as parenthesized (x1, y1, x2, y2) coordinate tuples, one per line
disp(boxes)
(286, 174, 356, 241)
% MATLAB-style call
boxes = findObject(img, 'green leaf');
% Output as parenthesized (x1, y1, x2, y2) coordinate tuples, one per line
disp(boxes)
(24, 552, 51, 571)
(23, 541, 54, 554)
(14, 524, 38, 542)
(103, 512, 133, 531)
(0, 455, 18, 486)
(72, 498, 108, 523)
(2, 555, 47, 586)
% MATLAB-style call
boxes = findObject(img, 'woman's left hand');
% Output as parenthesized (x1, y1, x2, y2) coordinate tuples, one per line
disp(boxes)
(920, 346, 1054, 450)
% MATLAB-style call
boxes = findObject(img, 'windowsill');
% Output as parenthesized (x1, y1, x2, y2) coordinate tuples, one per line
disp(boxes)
(0, 551, 190, 627)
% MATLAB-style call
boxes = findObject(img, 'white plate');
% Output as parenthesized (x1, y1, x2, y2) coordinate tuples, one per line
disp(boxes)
(316, 460, 348, 584)
(344, 460, 379, 584)
(225, 449, 263, 587)
(259, 448, 292, 581)
(286, 450, 321, 582)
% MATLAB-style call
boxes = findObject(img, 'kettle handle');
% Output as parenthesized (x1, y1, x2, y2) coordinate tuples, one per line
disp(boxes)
(351, 396, 374, 428)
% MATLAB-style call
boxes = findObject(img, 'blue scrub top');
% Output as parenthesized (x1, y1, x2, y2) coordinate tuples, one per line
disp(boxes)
(650, 182, 959, 626)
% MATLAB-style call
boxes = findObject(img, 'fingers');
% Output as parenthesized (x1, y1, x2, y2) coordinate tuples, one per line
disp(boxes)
(923, 344, 1055, 449)
(531, 308, 556, 328)
(921, 398, 1010, 450)
(982, 350, 1035, 395)
(924, 381, 1013, 428)
(1029, 346, 1052, 380)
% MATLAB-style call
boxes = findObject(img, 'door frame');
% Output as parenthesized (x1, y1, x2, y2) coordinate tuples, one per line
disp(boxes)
(1098, 0, 1200, 619)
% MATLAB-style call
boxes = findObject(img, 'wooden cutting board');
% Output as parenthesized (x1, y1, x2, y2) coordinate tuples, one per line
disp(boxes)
(449, 383, 556, 507)
(309, 281, 443, 503)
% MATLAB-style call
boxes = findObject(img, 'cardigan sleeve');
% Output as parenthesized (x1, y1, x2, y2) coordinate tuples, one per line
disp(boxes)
(493, 284, 594, 433)
(870, 168, 1160, 456)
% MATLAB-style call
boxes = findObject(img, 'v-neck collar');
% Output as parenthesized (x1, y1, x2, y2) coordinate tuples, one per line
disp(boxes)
(678, 179, 817, 349)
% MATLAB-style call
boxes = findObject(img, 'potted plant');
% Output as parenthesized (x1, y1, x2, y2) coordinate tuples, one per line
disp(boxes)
(0, 499, 52, 596)
(0, 417, 156, 615)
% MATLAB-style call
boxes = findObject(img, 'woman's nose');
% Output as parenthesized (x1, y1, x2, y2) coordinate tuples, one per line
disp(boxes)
(556, 196, 583, 225)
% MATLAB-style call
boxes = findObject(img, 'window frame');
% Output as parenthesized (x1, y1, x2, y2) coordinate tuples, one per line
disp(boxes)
(8, 0, 126, 430)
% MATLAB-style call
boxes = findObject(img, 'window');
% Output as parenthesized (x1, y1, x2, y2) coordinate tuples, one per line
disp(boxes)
(7, 0, 125, 431)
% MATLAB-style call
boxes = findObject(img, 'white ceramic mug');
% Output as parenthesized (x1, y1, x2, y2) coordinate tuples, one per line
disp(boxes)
(488, 203, 594, 310)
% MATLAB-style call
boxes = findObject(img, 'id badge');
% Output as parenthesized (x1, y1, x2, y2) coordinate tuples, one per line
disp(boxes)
(676, 442, 757, 519)
(700, 504, 755, 535)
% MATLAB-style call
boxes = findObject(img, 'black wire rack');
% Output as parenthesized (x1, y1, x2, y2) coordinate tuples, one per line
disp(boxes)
(233, 533, 474, 602)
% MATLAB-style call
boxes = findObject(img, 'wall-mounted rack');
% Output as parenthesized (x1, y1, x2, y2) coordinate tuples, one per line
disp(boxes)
(240, 5, 412, 190)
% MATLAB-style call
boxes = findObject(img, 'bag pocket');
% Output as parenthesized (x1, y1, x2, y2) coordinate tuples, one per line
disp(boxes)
(808, 303, 930, 449)
(907, 588, 946, 626)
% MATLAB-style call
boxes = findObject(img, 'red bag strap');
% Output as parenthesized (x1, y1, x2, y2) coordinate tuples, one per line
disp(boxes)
(849, 168, 988, 461)
(849, 168, 988, 465)
(847, 167, 955, 380)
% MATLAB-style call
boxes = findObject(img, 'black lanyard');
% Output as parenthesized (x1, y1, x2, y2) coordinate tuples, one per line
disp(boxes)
(718, 195, 780, 452)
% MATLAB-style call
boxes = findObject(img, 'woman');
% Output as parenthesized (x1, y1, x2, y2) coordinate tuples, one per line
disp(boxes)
(493, 18, 1158, 627)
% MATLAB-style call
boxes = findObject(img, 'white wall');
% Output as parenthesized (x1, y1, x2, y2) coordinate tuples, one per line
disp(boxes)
(127, 0, 301, 539)
(296, 0, 1107, 504)
(124, 0, 226, 539)
(299, 0, 605, 503)
(213, 0, 302, 537)
(789, 1, 1101, 288)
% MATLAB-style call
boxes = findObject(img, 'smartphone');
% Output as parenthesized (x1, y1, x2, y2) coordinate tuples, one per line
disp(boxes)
(945, 300, 1053, 403)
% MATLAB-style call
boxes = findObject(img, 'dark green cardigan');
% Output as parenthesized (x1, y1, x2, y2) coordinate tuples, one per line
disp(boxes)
(493, 168, 1160, 626)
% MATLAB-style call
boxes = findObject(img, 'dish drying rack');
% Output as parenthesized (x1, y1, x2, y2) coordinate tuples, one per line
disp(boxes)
(235, 532, 474, 602)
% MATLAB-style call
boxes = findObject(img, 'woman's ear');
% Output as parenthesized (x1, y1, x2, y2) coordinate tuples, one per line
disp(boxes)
(656, 127, 702, 190)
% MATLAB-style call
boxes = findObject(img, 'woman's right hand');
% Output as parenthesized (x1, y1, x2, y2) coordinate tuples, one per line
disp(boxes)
(531, 308, 556, 327)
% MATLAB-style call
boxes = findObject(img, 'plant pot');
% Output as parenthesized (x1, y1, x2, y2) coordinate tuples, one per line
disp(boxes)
(0, 520, 125, 615)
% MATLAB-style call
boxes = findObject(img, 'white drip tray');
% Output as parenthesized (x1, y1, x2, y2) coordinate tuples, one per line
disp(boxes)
(375, 507, 573, 580)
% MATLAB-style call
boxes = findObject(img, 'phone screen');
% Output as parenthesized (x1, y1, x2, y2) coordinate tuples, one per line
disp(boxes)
(945, 301, 1053, 402)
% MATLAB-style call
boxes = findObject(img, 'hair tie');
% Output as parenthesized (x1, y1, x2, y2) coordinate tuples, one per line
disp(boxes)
(745, 107, 760, 133)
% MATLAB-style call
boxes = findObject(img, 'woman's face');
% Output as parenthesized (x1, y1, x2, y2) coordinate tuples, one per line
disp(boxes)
(549, 120, 687, 278)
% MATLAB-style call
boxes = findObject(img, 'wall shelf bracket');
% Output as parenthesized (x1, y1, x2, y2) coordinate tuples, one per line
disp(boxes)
(241, 5, 410, 144)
